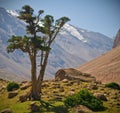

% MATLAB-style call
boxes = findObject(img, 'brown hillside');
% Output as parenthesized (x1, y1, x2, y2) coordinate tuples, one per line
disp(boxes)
(77, 46, 120, 84)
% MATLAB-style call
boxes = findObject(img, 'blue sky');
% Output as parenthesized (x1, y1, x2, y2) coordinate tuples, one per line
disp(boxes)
(0, 0, 120, 38)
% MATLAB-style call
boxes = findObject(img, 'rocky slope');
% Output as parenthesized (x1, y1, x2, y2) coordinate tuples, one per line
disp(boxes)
(113, 29, 120, 48)
(0, 7, 113, 81)
(77, 46, 120, 84)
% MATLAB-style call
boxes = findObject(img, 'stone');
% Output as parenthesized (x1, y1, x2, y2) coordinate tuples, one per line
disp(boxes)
(8, 91, 18, 98)
(73, 105, 92, 113)
(42, 83, 49, 88)
(59, 87, 64, 92)
(0, 108, 12, 113)
(55, 68, 96, 82)
(20, 82, 31, 90)
(94, 93, 107, 101)
(52, 84, 61, 89)
(89, 84, 98, 90)
(69, 91, 75, 95)
(62, 79, 69, 83)
(30, 102, 39, 112)
(19, 91, 31, 102)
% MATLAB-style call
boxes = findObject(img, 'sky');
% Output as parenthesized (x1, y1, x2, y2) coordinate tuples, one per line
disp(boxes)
(0, 0, 120, 38)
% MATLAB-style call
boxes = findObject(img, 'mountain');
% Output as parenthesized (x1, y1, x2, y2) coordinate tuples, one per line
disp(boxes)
(113, 29, 120, 48)
(0, 7, 30, 81)
(0, 7, 113, 81)
(77, 46, 120, 84)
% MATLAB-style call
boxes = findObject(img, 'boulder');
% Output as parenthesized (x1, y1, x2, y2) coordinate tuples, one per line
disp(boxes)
(19, 94, 27, 102)
(59, 87, 64, 92)
(89, 84, 98, 90)
(94, 93, 107, 101)
(62, 79, 69, 83)
(8, 91, 18, 98)
(20, 82, 31, 90)
(19, 91, 31, 102)
(73, 105, 92, 113)
(55, 68, 96, 82)
(0, 108, 12, 113)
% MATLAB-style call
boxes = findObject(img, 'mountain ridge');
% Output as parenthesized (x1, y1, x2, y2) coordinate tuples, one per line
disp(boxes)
(0, 7, 113, 81)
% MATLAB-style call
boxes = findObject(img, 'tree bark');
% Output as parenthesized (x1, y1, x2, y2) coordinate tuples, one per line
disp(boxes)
(30, 54, 40, 100)
(37, 50, 50, 99)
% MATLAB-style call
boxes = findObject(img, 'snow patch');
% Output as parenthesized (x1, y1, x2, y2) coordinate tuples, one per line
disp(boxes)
(7, 10, 19, 17)
(63, 24, 87, 42)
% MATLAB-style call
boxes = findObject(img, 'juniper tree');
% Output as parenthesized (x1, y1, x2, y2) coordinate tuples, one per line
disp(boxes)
(7, 5, 70, 100)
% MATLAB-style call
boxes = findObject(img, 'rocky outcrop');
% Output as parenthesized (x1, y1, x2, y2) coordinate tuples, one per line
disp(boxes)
(0, 108, 12, 113)
(55, 68, 96, 82)
(94, 93, 107, 101)
(8, 91, 18, 98)
(73, 105, 92, 113)
(20, 82, 31, 90)
(113, 29, 120, 48)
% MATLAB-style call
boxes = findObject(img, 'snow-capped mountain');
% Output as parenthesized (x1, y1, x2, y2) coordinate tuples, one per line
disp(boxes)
(0, 7, 113, 81)
(7, 10, 19, 17)
(63, 24, 87, 42)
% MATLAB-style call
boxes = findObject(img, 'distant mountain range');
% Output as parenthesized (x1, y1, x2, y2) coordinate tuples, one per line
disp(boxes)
(0, 7, 113, 81)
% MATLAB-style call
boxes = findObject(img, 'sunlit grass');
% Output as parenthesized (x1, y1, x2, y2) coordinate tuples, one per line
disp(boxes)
(0, 80, 120, 113)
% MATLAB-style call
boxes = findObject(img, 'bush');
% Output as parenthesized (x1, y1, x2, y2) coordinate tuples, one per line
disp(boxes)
(7, 82, 19, 91)
(105, 82, 120, 90)
(64, 89, 105, 111)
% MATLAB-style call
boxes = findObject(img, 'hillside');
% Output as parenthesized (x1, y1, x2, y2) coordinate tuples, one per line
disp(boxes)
(77, 46, 120, 84)
(0, 79, 120, 113)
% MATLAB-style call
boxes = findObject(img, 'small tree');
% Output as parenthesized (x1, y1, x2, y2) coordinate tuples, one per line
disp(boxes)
(7, 5, 70, 100)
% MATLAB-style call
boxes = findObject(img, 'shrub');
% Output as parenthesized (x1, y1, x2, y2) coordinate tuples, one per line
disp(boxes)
(105, 82, 120, 90)
(64, 89, 105, 111)
(7, 82, 19, 91)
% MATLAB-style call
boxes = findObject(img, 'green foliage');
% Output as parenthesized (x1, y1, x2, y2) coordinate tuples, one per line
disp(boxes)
(64, 89, 105, 111)
(7, 82, 19, 91)
(105, 82, 120, 90)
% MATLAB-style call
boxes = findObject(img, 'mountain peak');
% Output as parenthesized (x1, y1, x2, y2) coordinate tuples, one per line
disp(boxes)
(62, 24, 87, 43)
(6, 10, 19, 17)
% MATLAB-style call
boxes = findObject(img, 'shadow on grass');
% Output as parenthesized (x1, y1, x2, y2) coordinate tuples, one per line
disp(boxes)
(30, 100, 69, 113)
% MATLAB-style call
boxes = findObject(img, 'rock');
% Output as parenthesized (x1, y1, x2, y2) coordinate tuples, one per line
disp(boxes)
(0, 108, 12, 113)
(94, 93, 107, 101)
(52, 84, 61, 89)
(69, 91, 75, 95)
(59, 87, 64, 92)
(73, 105, 92, 113)
(20, 82, 31, 90)
(55, 68, 96, 82)
(19, 94, 27, 102)
(42, 83, 49, 88)
(94, 80, 102, 84)
(53, 91, 58, 94)
(89, 84, 98, 90)
(30, 102, 39, 112)
(113, 29, 120, 48)
(8, 91, 18, 98)
(62, 79, 69, 83)
(0, 85, 6, 92)
(19, 91, 31, 102)
(54, 97, 62, 101)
